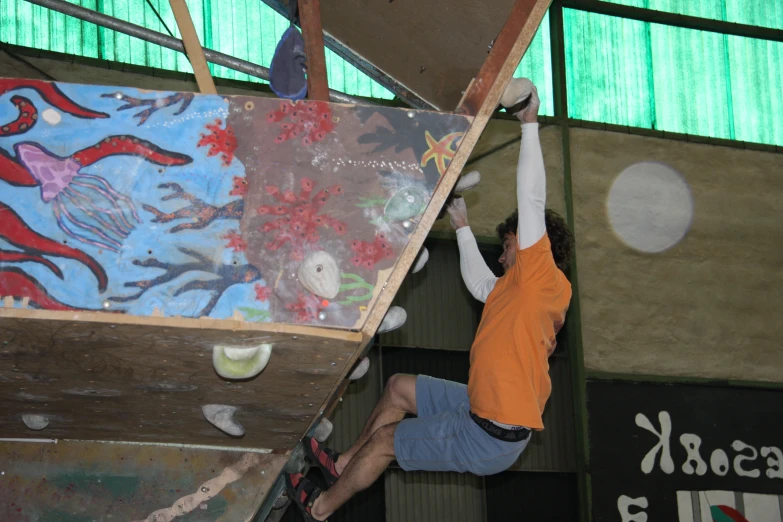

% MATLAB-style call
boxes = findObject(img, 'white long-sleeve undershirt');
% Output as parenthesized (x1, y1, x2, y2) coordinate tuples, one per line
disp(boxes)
(516, 123, 547, 249)
(456, 123, 546, 302)
(457, 226, 497, 303)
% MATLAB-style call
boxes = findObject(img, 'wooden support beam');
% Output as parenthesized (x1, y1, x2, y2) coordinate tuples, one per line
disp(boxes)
(169, 0, 217, 94)
(456, 0, 552, 116)
(299, 0, 330, 101)
(361, 0, 553, 337)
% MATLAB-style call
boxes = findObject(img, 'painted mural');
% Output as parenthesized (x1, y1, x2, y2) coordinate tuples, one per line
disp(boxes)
(0, 78, 470, 328)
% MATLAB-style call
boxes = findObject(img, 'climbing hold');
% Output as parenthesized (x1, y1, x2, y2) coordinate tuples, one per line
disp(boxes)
(22, 414, 49, 431)
(499, 77, 534, 112)
(455, 170, 481, 193)
(212, 344, 272, 380)
(349, 357, 370, 381)
(412, 247, 429, 274)
(384, 186, 428, 222)
(378, 306, 407, 334)
(298, 251, 340, 299)
(202, 404, 245, 437)
(314, 417, 333, 442)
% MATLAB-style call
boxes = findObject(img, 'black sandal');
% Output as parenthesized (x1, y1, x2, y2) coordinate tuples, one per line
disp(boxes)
(303, 436, 341, 487)
(286, 472, 327, 521)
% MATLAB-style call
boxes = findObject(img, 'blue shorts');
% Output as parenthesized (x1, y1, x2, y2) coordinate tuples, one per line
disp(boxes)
(393, 375, 530, 476)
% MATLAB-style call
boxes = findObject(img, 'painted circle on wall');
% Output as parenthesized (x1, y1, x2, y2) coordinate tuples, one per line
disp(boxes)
(607, 162, 693, 253)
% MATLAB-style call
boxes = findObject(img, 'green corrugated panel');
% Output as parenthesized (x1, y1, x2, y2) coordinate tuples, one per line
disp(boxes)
(0, 0, 394, 99)
(565, 9, 653, 128)
(649, 23, 733, 139)
(602, 0, 783, 30)
(728, 35, 783, 145)
(514, 9, 554, 116)
(565, 8, 783, 145)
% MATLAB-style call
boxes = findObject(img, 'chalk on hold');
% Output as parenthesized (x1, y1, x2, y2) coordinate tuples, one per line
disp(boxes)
(202, 404, 245, 437)
(213, 344, 272, 380)
(412, 247, 429, 274)
(314, 417, 333, 442)
(455, 171, 481, 193)
(378, 306, 406, 334)
(499, 77, 534, 111)
(349, 357, 370, 381)
(298, 251, 340, 299)
(22, 414, 49, 431)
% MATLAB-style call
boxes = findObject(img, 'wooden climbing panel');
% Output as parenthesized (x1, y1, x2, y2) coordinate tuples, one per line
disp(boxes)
(0, 440, 285, 521)
(0, 77, 476, 449)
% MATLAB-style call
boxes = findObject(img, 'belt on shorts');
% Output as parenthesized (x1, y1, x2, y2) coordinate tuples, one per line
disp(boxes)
(469, 411, 531, 443)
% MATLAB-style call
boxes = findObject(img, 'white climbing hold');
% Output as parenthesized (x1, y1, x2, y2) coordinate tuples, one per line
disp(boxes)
(412, 247, 429, 274)
(378, 306, 407, 334)
(314, 418, 333, 443)
(349, 357, 370, 381)
(22, 414, 49, 431)
(455, 170, 481, 193)
(499, 77, 534, 109)
(213, 344, 272, 380)
(298, 251, 341, 299)
(202, 404, 244, 437)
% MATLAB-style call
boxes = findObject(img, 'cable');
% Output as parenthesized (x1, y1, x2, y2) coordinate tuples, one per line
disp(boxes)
(144, 0, 175, 38)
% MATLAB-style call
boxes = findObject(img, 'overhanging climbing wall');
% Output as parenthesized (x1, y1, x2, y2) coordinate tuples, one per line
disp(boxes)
(0, 77, 471, 449)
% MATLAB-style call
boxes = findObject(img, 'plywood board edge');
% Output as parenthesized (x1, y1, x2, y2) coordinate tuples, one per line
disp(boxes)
(0, 308, 362, 343)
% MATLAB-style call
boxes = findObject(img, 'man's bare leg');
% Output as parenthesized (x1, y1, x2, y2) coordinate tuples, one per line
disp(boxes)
(335, 374, 416, 474)
(311, 422, 398, 521)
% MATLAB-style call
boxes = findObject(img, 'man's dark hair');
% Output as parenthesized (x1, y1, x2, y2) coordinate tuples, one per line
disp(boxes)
(496, 209, 575, 272)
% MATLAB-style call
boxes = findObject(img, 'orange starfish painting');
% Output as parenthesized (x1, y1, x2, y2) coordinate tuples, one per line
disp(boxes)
(420, 131, 464, 175)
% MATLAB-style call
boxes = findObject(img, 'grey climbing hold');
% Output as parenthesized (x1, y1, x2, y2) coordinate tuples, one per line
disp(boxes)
(22, 414, 49, 431)
(313, 417, 333, 442)
(412, 247, 429, 274)
(349, 357, 370, 381)
(298, 251, 340, 299)
(455, 170, 481, 193)
(384, 186, 428, 222)
(378, 306, 407, 334)
(213, 344, 272, 380)
(202, 404, 245, 437)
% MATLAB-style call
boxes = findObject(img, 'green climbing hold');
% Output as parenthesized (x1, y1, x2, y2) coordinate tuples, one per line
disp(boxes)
(384, 186, 428, 222)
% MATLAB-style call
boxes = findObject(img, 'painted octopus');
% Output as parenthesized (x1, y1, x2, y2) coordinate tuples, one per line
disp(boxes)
(13, 136, 191, 252)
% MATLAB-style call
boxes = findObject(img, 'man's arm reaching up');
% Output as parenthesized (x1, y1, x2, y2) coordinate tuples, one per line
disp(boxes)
(447, 197, 498, 303)
(516, 85, 546, 249)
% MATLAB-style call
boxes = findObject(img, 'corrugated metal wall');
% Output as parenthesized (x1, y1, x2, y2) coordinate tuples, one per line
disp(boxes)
(327, 346, 382, 454)
(485, 471, 579, 522)
(385, 470, 486, 522)
(380, 239, 499, 351)
(510, 355, 576, 472)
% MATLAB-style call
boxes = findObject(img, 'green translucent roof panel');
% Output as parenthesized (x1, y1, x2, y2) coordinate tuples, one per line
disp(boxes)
(514, 9, 554, 117)
(565, 8, 783, 145)
(600, 0, 783, 31)
(0, 0, 395, 100)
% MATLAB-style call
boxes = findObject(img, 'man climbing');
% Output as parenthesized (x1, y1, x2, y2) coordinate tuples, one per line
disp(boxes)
(286, 78, 575, 521)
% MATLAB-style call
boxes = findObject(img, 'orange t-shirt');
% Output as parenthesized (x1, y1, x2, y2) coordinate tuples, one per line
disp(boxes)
(467, 234, 571, 430)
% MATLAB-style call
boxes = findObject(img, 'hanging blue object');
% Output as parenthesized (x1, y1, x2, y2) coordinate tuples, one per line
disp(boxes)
(269, 0, 308, 100)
